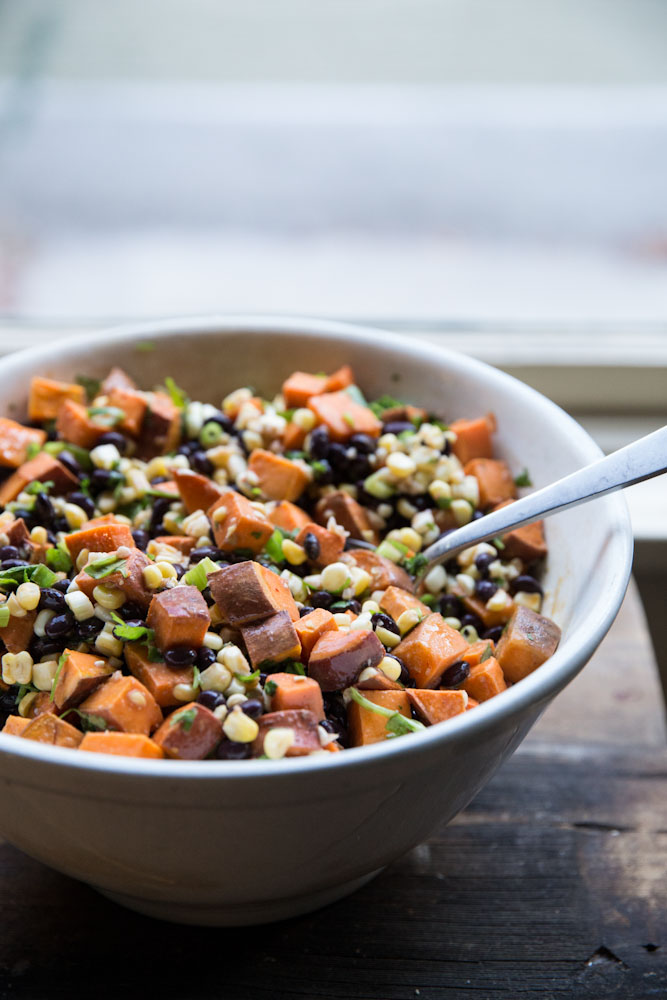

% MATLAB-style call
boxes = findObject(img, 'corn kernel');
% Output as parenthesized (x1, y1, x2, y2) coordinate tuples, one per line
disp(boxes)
(76, 548, 91, 571)
(455, 573, 476, 596)
(33, 659, 58, 692)
(514, 591, 541, 612)
(263, 726, 295, 759)
(2, 650, 33, 685)
(386, 452, 416, 479)
(30, 525, 48, 545)
(361, 600, 381, 615)
(443, 616, 462, 629)
(95, 629, 123, 658)
(16, 581, 41, 611)
(18, 692, 38, 717)
(221, 645, 250, 676)
(142, 564, 164, 590)
(333, 613, 352, 628)
(223, 707, 259, 743)
(34, 609, 56, 637)
(282, 539, 307, 566)
(423, 564, 447, 594)
(349, 613, 373, 632)
(7, 593, 27, 619)
(93, 585, 126, 610)
(396, 609, 423, 635)
(203, 631, 223, 651)
(375, 625, 400, 648)
(172, 683, 197, 702)
(63, 503, 89, 530)
(90, 443, 121, 470)
(226, 692, 247, 708)
(378, 655, 402, 681)
(292, 408, 315, 431)
(451, 499, 473, 526)
(199, 663, 232, 693)
(321, 562, 351, 594)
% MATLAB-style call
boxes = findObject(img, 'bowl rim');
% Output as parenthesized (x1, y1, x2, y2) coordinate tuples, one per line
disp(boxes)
(0, 314, 633, 781)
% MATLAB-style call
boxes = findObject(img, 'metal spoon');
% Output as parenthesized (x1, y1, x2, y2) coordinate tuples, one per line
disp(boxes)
(420, 424, 667, 572)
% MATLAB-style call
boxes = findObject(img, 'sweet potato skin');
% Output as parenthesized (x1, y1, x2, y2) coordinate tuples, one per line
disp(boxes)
(209, 561, 298, 626)
(53, 649, 113, 711)
(241, 611, 301, 669)
(293, 608, 337, 661)
(146, 585, 210, 653)
(393, 614, 469, 688)
(495, 606, 561, 683)
(153, 702, 221, 760)
(315, 492, 379, 544)
(252, 709, 321, 757)
(308, 628, 384, 692)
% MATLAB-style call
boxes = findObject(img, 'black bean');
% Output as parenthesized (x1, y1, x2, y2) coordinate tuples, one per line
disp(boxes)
(197, 689, 226, 711)
(196, 646, 217, 670)
(149, 498, 171, 533)
(216, 738, 252, 760)
(90, 468, 123, 494)
(51, 579, 71, 594)
(97, 431, 127, 454)
(371, 612, 400, 635)
(475, 579, 498, 602)
(0, 546, 19, 562)
(12, 508, 36, 528)
(150, 475, 171, 486)
(308, 425, 330, 459)
(30, 637, 65, 659)
(334, 599, 362, 615)
(189, 546, 225, 564)
(440, 660, 470, 688)
(58, 450, 82, 478)
(0, 689, 18, 713)
(474, 552, 495, 575)
(177, 441, 201, 457)
(38, 588, 67, 612)
(382, 421, 415, 435)
(319, 718, 337, 734)
(302, 532, 320, 561)
(510, 574, 543, 595)
(439, 594, 464, 619)
(326, 443, 349, 475)
(53, 517, 70, 534)
(164, 645, 197, 668)
(45, 612, 75, 637)
(190, 451, 214, 476)
(131, 529, 149, 551)
(33, 492, 57, 528)
(69, 492, 96, 518)
(311, 458, 333, 484)
(482, 626, 504, 643)
(310, 590, 333, 610)
(206, 411, 234, 433)
(299, 606, 315, 617)
(348, 433, 376, 455)
(75, 618, 105, 641)
(347, 455, 372, 481)
(171, 564, 185, 579)
(240, 698, 263, 720)
(441, 438, 451, 456)
(410, 494, 432, 512)
(202, 586, 213, 605)
(1, 559, 30, 570)
(461, 612, 483, 632)
(117, 601, 145, 622)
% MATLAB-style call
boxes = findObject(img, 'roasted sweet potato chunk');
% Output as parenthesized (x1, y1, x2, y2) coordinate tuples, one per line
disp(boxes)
(345, 549, 413, 592)
(266, 672, 325, 720)
(55, 399, 108, 449)
(64, 520, 135, 561)
(0, 417, 46, 469)
(294, 522, 344, 567)
(293, 608, 337, 661)
(407, 688, 468, 725)
(450, 414, 495, 466)
(324, 365, 354, 393)
(0, 452, 78, 506)
(153, 702, 221, 760)
(77, 548, 154, 609)
(393, 614, 468, 688)
(2, 715, 31, 736)
(462, 656, 507, 701)
(464, 458, 516, 510)
(308, 628, 384, 692)
(136, 392, 181, 457)
(1, 610, 38, 654)
(380, 586, 430, 622)
(22, 714, 83, 748)
(106, 387, 148, 436)
(147, 585, 210, 653)
(125, 642, 194, 708)
(315, 492, 378, 544)
(79, 732, 165, 758)
(208, 492, 273, 553)
(28, 377, 86, 423)
(241, 611, 301, 669)
(492, 501, 548, 562)
(79, 673, 162, 735)
(495, 606, 561, 683)
(308, 391, 382, 442)
(173, 469, 223, 514)
(52, 649, 113, 711)
(267, 500, 311, 533)
(282, 372, 327, 408)
(252, 709, 321, 757)
(247, 450, 310, 502)
(101, 367, 136, 394)
(208, 561, 298, 626)
(347, 690, 410, 746)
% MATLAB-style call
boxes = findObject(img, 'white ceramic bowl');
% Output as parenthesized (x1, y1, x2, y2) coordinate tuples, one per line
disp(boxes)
(0, 317, 632, 925)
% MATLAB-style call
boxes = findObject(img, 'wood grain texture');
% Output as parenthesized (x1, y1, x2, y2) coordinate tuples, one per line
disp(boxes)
(0, 584, 664, 1000)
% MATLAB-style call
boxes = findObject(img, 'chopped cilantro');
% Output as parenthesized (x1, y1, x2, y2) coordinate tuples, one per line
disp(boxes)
(285, 450, 307, 460)
(61, 708, 108, 732)
(264, 680, 277, 697)
(50, 652, 68, 701)
(170, 707, 197, 732)
(0, 563, 56, 590)
(250, 531, 263, 540)
(514, 469, 533, 488)
(309, 459, 329, 478)
(192, 665, 201, 691)
(146, 487, 178, 500)
(76, 374, 102, 401)
(283, 661, 306, 675)
(84, 555, 128, 579)
(15, 682, 39, 703)
(401, 552, 428, 576)
(110, 612, 155, 643)
(238, 670, 260, 684)
(369, 393, 403, 418)
(492, 537, 506, 551)
(164, 376, 188, 409)
(88, 405, 125, 427)
(25, 441, 42, 460)
(420, 594, 436, 607)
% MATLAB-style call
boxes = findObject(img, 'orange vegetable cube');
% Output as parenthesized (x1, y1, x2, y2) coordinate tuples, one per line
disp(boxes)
(268, 500, 311, 533)
(22, 714, 83, 748)
(208, 492, 273, 553)
(464, 458, 516, 509)
(345, 548, 414, 591)
(101, 367, 136, 394)
(146, 585, 211, 653)
(52, 649, 113, 711)
(0, 452, 78, 506)
(0, 417, 46, 469)
(461, 640, 495, 668)
(79, 673, 163, 735)
(294, 522, 344, 567)
(495, 606, 561, 683)
(137, 392, 181, 457)
(153, 702, 221, 760)
(293, 608, 337, 661)
(325, 365, 354, 392)
(282, 422, 307, 450)
(392, 614, 468, 688)
(315, 491, 379, 545)
(241, 611, 302, 669)
(28, 377, 86, 423)
(347, 690, 410, 746)
(247, 449, 310, 502)
(173, 469, 222, 514)
(252, 709, 321, 757)
(266, 672, 325, 720)
(450, 413, 495, 466)
(308, 391, 382, 442)
(64, 521, 135, 562)
(0, 609, 37, 654)
(55, 399, 108, 449)
(125, 642, 194, 708)
(106, 387, 148, 436)
(462, 656, 507, 702)
(379, 586, 431, 623)
(493, 501, 548, 562)
(208, 560, 299, 625)
(152, 535, 196, 555)
(2, 715, 31, 736)
(407, 688, 469, 725)
(282, 372, 327, 408)
(79, 731, 165, 758)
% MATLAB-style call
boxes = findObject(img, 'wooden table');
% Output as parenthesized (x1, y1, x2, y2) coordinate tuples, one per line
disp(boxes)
(0, 582, 664, 999)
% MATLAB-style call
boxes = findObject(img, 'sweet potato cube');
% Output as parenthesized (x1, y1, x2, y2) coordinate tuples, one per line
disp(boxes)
(492, 501, 548, 562)
(495, 606, 561, 683)
(79, 732, 165, 758)
(266, 672, 325, 720)
(457, 589, 515, 630)
(356, 668, 404, 691)
(55, 399, 109, 449)
(0, 417, 46, 469)
(125, 642, 193, 708)
(26, 692, 58, 719)
(282, 372, 327, 408)
(153, 702, 221, 760)
(241, 611, 301, 669)
(78, 548, 153, 609)
(347, 690, 410, 747)
(173, 469, 222, 514)
(252, 708, 321, 757)
(137, 392, 181, 457)
(208, 492, 273, 554)
(53, 649, 113, 711)
(461, 640, 495, 668)
(407, 688, 469, 725)
(380, 586, 430, 622)
(325, 365, 354, 393)
(267, 500, 311, 533)
(393, 613, 468, 688)
(308, 628, 384, 692)
(464, 458, 516, 510)
(294, 522, 344, 567)
(462, 657, 507, 702)
(28, 377, 86, 423)
(22, 714, 83, 748)
(5, 517, 30, 549)
(64, 521, 135, 561)
(282, 422, 307, 450)
(147, 585, 210, 653)
(0, 452, 78, 506)
(450, 414, 495, 466)
(294, 608, 337, 661)
(152, 535, 196, 555)
(1, 609, 37, 654)
(345, 548, 413, 591)
(106, 387, 148, 436)
(247, 450, 310, 502)
(79, 673, 163, 735)
(101, 367, 136, 394)
(308, 391, 382, 442)
(208, 561, 299, 626)
(2, 715, 31, 736)
(315, 492, 378, 545)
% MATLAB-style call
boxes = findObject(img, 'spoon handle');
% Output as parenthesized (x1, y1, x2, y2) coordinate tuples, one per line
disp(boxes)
(421, 424, 667, 567)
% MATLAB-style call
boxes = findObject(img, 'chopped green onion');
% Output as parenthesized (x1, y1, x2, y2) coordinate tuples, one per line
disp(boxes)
(25, 480, 54, 496)
(169, 707, 197, 731)
(164, 377, 188, 409)
(369, 394, 403, 418)
(199, 421, 225, 447)
(88, 406, 125, 426)
(0, 606, 9, 627)
(492, 537, 506, 551)
(479, 644, 493, 663)
(46, 544, 72, 573)
(146, 487, 178, 500)
(31, 564, 57, 588)
(183, 556, 219, 591)
(110, 613, 155, 643)
(25, 441, 42, 460)
(265, 529, 285, 564)
(237, 670, 260, 684)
